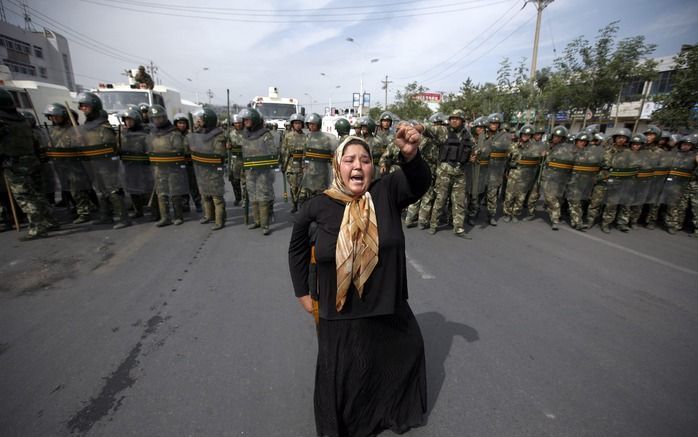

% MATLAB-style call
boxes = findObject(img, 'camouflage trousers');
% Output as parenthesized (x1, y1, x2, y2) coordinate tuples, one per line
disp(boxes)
(646, 204, 661, 225)
(201, 195, 226, 225)
(665, 181, 698, 231)
(286, 171, 302, 208)
(524, 180, 541, 216)
(567, 200, 586, 227)
(430, 162, 467, 231)
(486, 186, 501, 217)
(544, 195, 562, 224)
(298, 187, 324, 206)
(602, 204, 630, 227)
(1, 155, 54, 234)
(503, 183, 536, 218)
(246, 169, 275, 203)
(585, 183, 607, 225)
(405, 180, 436, 225)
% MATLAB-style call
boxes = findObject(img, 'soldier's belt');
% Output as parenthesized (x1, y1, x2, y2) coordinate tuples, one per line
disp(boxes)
(243, 154, 279, 169)
(653, 167, 669, 176)
(571, 164, 601, 173)
(546, 160, 574, 171)
(77, 144, 117, 160)
(490, 151, 508, 160)
(148, 152, 188, 165)
(668, 168, 693, 179)
(304, 147, 333, 161)
(191, 151, 224, 166)
(518, 158, 541, 167)
(609, 167, 638, 178)
(120, 152, 150, 164)
(46, 147, 82, 160)
(291, 153, 304, 160)
(636, 171, 654, 178)
(478, 159, 489, 166)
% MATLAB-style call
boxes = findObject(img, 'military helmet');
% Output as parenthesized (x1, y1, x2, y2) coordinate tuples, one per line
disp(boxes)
(173, 113, 189, 124)
(534, 125, 546, 134)
(428, 112, 441, 123)
(575, 131, 592, 142)
(448, 109, 466, 121)
(630, 133, 647, 144)
(231, 114, 242, 124)
(193, 107, 217, 129)
(239, 107, 263, 130)
(584, 124, 600, 135)
(335, 118, 351, 136)
(149, 104, 168, 119)
(660, 130, 672, 140)
(501, 122, 511, 132)
(121, 108, 142, 124)
(358, 116, 376, 134)
(471, 116, 486, 128)
(519, 124, 535, 136)
(612, 128, 632, 139)
(19, 110, 36, 126)
(77, 92, 103, 112)
(125, 104, 140, 113)
(486, 112, 503, 124)
(594, 132, 607, 143)
(680, 134, 697, 146)
(289, 113, 305, 123)
(567, 132, 576, 143)
(0, 88, 15, 110)
(643, 125, 661, 136)
(138, 102, 150, 113)
(551, 125, 568, 138)
(305, 112, 322, 128)
(43, 102, 68, 117)
(379, 111, 393, 122)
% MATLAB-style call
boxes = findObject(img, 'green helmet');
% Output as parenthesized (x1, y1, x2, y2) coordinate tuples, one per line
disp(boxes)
(534, 125, 546, 134)
(193, 107, 218, 129)
(305, 113, 322, 128)
(428, 112, 441, 123)
(584, 124, 600, 135)
(231, 114, 242, 124)
(472, 116, 486, 128)
(239, 107, 263, 130)
(149, 104, 167, 119)
(0, 88, 15, 110)
(449, 109, 466, 121)
(660, 130, 672, 140)
(358, 116, 376, 134)
(486, 113, 503, 124)
(594, 132, 607, 143)
(121, 108, 142, 125)
(19, 110, 36, 126)
(379, 111, 393, 123)
(173, 112, 188, 123)
(43, 102, 68, 117)
(501, 122, 511, 132)
(289, 113, 305, 124)
(519, 124, 535, 136)
(551, 125, 568, 138)
(138, 102, 150, 113)
(680, 134, 697, 146)
(613, 128, 632, 139)
(643, 125, 661, 136)
(575, 131, 592, 142)
(77, 92, 103, 112)
(630, 133, 647, 145)
(335, 118, 351, 136)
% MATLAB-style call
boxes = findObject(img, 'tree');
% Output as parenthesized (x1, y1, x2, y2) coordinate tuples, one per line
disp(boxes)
(651, 44, 698, 131)
(368, 104, 383, 121)
(386, 82, 432, 121)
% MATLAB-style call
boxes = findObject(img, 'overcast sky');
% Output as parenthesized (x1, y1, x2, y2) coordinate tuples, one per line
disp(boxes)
(6, 0, 698, 112)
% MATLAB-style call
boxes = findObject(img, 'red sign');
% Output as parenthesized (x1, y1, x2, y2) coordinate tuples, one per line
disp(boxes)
(413, 92, 442, 103)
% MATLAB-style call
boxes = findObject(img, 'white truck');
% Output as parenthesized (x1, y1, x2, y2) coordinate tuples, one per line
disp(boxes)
(250, 87, 300, 129)
(0, 65, 77, 124)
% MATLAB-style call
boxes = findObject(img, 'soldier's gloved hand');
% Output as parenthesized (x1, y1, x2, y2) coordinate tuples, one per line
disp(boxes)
(395, 122, 422, 162)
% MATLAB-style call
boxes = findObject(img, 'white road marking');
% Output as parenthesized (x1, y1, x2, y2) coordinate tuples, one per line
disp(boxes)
(560, 226, 698, 276)
(406, 254, 435, 279)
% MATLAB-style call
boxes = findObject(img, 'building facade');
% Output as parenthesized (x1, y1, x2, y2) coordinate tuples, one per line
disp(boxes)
(0, 20, 76, 91)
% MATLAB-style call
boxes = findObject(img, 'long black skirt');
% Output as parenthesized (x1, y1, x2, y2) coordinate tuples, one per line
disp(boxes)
(315, 302, 427, 437)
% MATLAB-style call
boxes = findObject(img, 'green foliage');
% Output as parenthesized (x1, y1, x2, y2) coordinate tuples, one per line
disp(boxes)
(368, 104, 383, 120)
(651, 45, 698, 131)
(385, 82, 432, 121)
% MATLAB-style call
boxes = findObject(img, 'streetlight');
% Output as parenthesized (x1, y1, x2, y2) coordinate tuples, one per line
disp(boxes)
(186, 67, 209, 104)
(304, 93, 315, 113)
(345, 37, 379, 116)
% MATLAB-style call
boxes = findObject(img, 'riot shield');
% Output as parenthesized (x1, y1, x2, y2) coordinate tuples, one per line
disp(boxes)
(630, 150, 655, 206)
(119, 130, 153, 194)
(302, 131, 335, 192)
(541, 143, 576, 198)
(46, 127, 92, 192)
(507, 141, 545, 196)
(660, 151, 697, 205)
(189, 131, 226, 197)
(604, 149, 637, 205)
(487, 132, 511, 188)
(647, 149, 673, 205)
(566, 145, 603, 201)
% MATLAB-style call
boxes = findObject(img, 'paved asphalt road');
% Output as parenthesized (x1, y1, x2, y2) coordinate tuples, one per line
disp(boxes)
(1, 174, 697, 437)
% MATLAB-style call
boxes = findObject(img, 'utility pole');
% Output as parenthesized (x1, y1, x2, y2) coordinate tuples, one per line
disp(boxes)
(528, 0, 554, 82)
(381, 75, 393, 109)
(148, 60, 159, 84)
(207, 89, 214, 104)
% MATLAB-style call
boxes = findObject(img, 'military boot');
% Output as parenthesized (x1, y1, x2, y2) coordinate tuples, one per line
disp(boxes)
(130, 194, 145, 219)
(172, 197, 184, 225)
(155, 196, 172, 227)
(200, 199, 213, 224)
(211, 197, 225, 231)
(232, 182, 242, 207)
(489, 216, 498, 226)
(645, 221, 656, 230)
(248, 202, 260, 229)
(92, 197, 113, 225)
(150, 196, 160, 222)
(111, 193, 132, 230)
(259, 202, 271, 235)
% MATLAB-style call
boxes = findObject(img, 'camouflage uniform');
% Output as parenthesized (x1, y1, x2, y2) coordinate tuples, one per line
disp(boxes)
(0, 108, 54, 238)
(484, 130, 511, 221)
(503, 138, 546, 219)
(468, 129, 490, 223)
(601, 148, 636, 231)
(423, 119, 473, 236)
(663, 145, 697, 233)
(540, 141, 577, 228)
(299, 130, 335, 204)
(190, 126, 227, 230)
(227, 125, 245, 207)
(118, 120, 154, 219)
(241, 111, 277, 235)
(281, 129, 306, 212)
(565, 143, 603, 229)
(628, 148, 655, 228)
(645, 144, 672, 229)
(404, 135, 438, 227)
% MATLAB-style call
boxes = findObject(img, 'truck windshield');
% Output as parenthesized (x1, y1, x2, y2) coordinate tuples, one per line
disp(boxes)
(255, 103, 296, 120)
(96, 91, 150, 112)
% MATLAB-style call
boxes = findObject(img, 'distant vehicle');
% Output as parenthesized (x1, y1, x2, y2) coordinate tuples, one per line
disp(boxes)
(94, 68, 201, 126)
(0, 65, 77, 124)
(250, 87, 300, 129)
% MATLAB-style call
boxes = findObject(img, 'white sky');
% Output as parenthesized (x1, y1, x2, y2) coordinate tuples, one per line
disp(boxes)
(6, 0, 698, 112)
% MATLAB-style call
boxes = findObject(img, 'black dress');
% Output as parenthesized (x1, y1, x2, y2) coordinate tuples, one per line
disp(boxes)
(289, 153, 431, 437)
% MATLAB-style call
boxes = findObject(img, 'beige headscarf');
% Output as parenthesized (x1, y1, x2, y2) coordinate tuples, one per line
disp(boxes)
(324, 136, 379, 312)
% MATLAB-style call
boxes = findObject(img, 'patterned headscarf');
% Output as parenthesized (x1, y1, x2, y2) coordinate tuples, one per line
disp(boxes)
(324, 136, 379, 312)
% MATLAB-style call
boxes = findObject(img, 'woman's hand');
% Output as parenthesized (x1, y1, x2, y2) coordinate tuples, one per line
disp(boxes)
(395, 122, 422, 162)
(298, 295, 314, 314)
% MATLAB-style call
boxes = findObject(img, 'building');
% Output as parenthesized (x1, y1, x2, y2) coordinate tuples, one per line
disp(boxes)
(0, 19, 76, 91)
